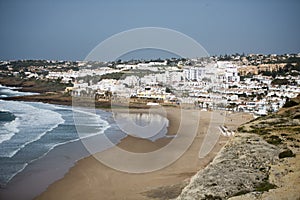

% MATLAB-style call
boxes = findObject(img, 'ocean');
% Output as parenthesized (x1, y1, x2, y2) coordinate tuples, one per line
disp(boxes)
(0, 85, 169, 188)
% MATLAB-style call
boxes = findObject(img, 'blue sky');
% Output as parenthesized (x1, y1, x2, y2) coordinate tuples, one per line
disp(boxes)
(0, 0, 299, 60)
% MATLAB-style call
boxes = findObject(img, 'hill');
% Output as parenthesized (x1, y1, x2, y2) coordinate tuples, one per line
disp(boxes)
(177, 95, 300, 200)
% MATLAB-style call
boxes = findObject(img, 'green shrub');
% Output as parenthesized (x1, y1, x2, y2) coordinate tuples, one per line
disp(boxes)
(283, 100, 298, 108)
(255, 181, 276, 192)
(278, 149, 295, 159)
(204, 194, 222, 200)
(293, 114, 300, 119)
(237, 126, 246, 132)
(266, 135, 282, 145)
(232, 190, 250, 197)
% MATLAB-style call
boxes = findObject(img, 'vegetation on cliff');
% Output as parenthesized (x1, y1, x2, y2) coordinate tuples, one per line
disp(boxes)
(177, 95, 300, 200)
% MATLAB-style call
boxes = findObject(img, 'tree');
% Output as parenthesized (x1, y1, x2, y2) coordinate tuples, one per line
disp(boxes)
(166, 87, 172, 93)
(271, 78, 289, 85)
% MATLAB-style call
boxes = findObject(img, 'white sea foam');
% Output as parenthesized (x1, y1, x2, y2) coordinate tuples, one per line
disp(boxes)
(4, 163, 28, 185)
(0, 101, 65, 157)
(73, 109, 110, 142)
(0, 85, 38, 97)
(4, 121, 64, 158)
(0, 99, 113, 185)
(0, 101, 111, 158)
(4, 120, 112, 185)
(0, 118, 20, 144)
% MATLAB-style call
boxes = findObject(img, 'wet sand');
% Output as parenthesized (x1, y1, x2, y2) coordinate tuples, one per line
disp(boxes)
(35, 108, 252, 200)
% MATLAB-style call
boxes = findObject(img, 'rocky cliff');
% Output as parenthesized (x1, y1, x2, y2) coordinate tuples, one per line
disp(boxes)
(177, 95, 300, 200)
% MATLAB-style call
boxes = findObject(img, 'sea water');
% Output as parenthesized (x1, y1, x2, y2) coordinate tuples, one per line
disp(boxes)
(0, 85, 169, 186)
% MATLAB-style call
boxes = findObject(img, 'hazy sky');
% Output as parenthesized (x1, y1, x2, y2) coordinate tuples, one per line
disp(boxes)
(0, 0, 299, 61)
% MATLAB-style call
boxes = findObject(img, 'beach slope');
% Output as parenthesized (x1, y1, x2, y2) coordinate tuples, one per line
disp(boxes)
(35, 108, 251, 200)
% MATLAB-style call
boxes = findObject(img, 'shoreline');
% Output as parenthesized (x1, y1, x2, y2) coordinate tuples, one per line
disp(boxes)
(35, 108, 252, 200)
(0, 139, 91, 200)
(0, 83, 254, 199)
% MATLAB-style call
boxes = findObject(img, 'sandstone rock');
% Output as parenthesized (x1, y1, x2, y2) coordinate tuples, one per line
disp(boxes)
(177, 133, 279, 200)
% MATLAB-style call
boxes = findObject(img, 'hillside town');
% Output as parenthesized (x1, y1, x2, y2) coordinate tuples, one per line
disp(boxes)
(1, 53, 300, 116)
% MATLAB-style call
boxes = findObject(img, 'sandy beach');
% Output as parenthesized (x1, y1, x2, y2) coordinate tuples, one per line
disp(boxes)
(35, 107, 252, 200)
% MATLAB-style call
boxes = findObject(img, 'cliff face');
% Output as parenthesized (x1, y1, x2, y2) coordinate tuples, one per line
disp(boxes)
(177, 96, 300, 200)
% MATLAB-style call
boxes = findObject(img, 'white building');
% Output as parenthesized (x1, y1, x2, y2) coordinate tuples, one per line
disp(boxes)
(217, 61, 240, 83)
(183, 66, 206, 81)
(122, 75, 140, 87)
